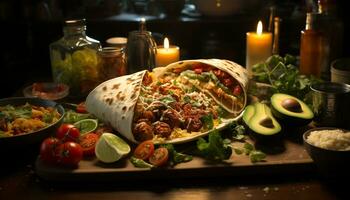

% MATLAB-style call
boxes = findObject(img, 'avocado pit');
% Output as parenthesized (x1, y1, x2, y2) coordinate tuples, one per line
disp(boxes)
(259, 117, 275, 128)
(281, 98, 302, 113)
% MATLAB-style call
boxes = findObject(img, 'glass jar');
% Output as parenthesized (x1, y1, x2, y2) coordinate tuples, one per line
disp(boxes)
(98, 47, 126, 81)
(49, 19, 101, 100)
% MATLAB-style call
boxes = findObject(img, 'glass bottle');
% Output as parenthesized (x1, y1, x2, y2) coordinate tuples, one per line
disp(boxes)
(126, 18, 157, 74)
(317, 0, 344, 80)
(299, 13, 330, 78)
(49, 19, 101, 100)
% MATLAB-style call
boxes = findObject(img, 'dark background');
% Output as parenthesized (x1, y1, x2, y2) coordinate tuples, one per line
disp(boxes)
(0, 0, 348, 98)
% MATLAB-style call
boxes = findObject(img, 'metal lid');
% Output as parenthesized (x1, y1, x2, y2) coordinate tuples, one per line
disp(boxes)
(64, 19, 86, 27)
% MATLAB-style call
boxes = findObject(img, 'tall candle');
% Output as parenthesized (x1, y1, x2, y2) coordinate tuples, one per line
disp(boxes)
(246, 21, 272, 75)
(156, 37, 180, 67)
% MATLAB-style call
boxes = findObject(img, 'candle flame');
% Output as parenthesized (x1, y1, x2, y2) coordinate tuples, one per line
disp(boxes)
(257, 21, 263, 35)
(164, 37, 169, 49)
(140, 17, 146, 22)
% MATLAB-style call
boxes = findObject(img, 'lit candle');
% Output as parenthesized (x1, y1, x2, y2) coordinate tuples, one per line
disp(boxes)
(246, 21, 272, 75)
(156, 37, 180, 67)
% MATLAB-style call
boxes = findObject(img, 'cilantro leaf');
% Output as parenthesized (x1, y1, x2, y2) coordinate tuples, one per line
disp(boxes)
(196, 131, 232, 161)
(160, 144, 192, 166)
(250, 150, 266, 163)
(200, 114, 214, 130)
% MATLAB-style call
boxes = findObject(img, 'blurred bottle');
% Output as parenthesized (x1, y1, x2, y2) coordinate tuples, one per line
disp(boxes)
(49, 19, 101, 100)
(299, 13, 330, 78)
(317, 0, 344, 80)
(126, 18, 157, 74)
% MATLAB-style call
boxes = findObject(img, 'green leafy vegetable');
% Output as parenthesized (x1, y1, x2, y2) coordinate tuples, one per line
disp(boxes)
(252, 54, 322, 100)
(250, 150, 267, 163)
(196, 130, 232, 161)
(200, 114, 214, 130)
(228, 122, 246, 141)
(160, 144, 193, 166)
(42, 113, 54, 123)
(130, 156, 154, 168)
(63, 110, 93, 124)
(160, 96, 175, 105)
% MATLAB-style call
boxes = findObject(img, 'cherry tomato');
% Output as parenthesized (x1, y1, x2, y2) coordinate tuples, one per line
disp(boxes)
(194, 68, 203, 74)
(40, 137, 60, 165)
(149, 147, 169, 167)
(56, 141, 83, 166)
(133, 140, 155, 160)
(76, 102, 87, 113)
(79, 133, 99, 156)
(223, 78, 233, 87)
(56, 124, 80, 142)
(233, 85, 242, 96)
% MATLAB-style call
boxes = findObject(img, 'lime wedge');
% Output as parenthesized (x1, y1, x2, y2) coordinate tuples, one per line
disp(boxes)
(95, 133, 131, 163)
(74, 119, 98, 135)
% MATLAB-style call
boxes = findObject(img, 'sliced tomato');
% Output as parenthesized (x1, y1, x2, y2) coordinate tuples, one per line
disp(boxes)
(79, 133, 99, 156)
(223, 78, 233, 87)
(76, 102, 87, 113)
(233, 85, 242, 96)
(133, 140, 155, 160)
(194, 68, 203, 74)
(149, 147, 169, 167)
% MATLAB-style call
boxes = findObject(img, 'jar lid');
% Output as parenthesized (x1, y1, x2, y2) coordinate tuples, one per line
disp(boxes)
(64, 19, 86, 27)
(99, 47, 124, 56)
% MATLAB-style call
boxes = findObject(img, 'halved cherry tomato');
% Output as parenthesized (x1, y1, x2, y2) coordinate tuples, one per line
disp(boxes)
(194, 68, 203, 74)
(56, 141, 83, 166)
(79, 133, 99, 156)
(56, 124, 80, 142)
(76, 102, 87, 113)
(133, 140, 155, 160)
(149, 147, 169, 166)
(233, 85, 242, 96)
(223, 78, 233, 87)
(40, 137, 61, 165)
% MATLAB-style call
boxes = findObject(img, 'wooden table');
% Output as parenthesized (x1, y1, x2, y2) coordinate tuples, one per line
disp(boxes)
(0, 147, 346, 200)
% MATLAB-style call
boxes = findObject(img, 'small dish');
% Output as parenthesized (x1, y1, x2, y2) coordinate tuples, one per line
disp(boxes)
(23, 82, 69, 101)
(303, 127, 350, 178)
(0, 97, 65, 149)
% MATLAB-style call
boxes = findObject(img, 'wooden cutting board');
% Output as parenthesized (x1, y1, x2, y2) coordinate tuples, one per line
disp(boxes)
(35, 136, 314, 182)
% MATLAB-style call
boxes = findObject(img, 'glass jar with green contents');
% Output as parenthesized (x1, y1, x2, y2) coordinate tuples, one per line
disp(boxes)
(49, 19, 101, 100)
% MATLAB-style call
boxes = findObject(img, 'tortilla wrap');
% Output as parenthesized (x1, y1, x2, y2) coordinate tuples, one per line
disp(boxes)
(154, 59, 249, 115)
(86, 59, 248, 143)
(86, 70, 147, 143)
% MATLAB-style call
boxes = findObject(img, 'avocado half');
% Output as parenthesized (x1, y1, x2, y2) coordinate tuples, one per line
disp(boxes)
(270, 93, 314, 126)
(243, 102, 282, 140)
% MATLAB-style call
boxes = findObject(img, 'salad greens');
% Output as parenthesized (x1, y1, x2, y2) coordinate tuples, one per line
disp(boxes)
(63, 109, 94, 124)
(196, 130, 232, 161)
(252, 54, 321, 100)
(160, 144, 193, 166)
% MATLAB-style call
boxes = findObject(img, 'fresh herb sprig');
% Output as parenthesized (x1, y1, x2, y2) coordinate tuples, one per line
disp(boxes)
(252, 54, 321, 100)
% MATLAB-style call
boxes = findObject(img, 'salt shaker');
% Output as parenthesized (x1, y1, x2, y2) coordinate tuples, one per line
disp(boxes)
(126, 18, 157, 74)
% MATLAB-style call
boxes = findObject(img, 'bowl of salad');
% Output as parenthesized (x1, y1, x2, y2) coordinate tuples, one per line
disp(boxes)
(0, 97, 65, 148)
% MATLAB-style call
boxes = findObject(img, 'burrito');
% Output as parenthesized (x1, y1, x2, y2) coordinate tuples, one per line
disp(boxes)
(86, 59, 248, 143)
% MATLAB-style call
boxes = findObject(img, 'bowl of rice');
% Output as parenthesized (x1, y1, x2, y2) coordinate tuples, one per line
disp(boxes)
(303, 127, 350, 178)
